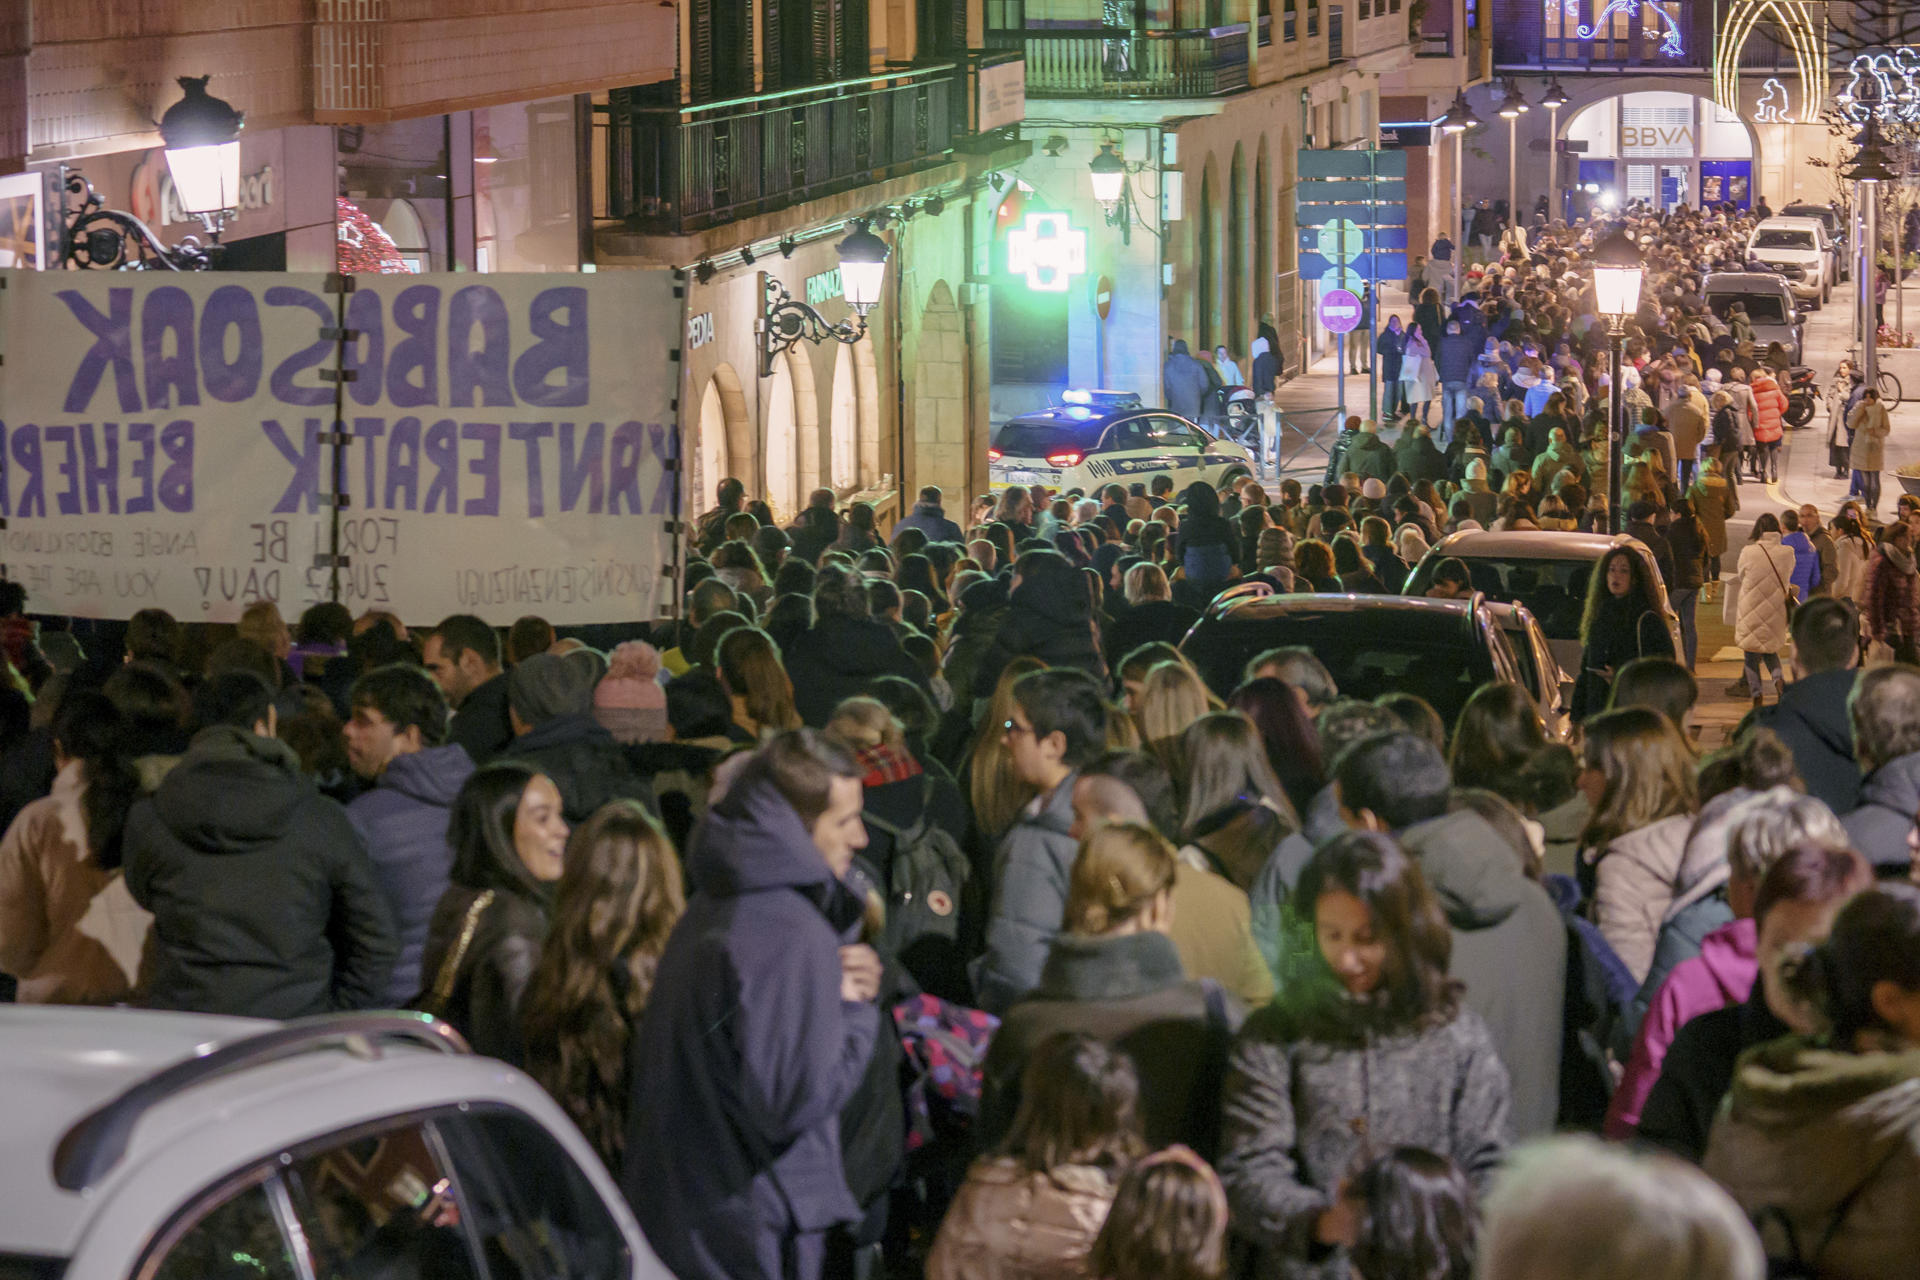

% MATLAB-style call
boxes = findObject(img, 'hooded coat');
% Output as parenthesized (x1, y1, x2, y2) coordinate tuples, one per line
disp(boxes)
(346, 743, 476, 1005)
(1342, 432, 1396, 485)
(1841, 749, 1920, 876)
(786, 613, 933, 727)
(1756, 668, 1864, 816)
(1163, 340, 1212, 421)
(1606, 917, 1756, 1138)
(1705, 1039, 1920, 1279)
(500, 712, 656, 825)
(448, 671, 514, 765)
(892, 500, 964, 545)
(623, 777, 879, 1280)
(972, 569, 1107, 703)
(982, 930, 1243, 1159)
(1400, 809, 1566, 1138)
(123, 725, 398, 1018)
(1729, 532, 1797, 654)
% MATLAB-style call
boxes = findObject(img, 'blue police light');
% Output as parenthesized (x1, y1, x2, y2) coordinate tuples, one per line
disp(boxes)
(1061, 389, 1092, 404)
(1065, 405, 1092, 419)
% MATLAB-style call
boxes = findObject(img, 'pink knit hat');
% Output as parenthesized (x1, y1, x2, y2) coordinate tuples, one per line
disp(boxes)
(594, 641, 669, 744)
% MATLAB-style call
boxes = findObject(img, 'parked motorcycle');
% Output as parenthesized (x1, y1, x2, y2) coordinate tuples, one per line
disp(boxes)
(1784, 364, 1819, 429)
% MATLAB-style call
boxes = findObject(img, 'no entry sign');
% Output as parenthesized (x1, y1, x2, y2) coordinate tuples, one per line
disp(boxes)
(1319, 288, 1363, 333)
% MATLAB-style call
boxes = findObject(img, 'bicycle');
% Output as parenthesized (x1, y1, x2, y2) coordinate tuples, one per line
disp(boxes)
(1844, 347, 1903, 409)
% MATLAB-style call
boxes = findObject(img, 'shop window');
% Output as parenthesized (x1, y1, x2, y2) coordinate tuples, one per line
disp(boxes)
(830, 343, 858, 493)
(766, 355, 800, 519)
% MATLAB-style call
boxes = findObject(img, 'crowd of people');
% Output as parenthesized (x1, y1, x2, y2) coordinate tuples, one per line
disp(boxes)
(3, 205, 1920, 1280)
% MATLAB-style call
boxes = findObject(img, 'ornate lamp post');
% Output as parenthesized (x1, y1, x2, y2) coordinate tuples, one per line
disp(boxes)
(757, 219, 891, 378)
(1592, 228, 1645, 535)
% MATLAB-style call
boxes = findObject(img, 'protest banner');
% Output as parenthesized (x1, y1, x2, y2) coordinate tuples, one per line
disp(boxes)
(0, 269, 682, 624)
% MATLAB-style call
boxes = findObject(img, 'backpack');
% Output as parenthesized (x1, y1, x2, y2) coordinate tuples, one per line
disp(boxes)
(861, 777, 971, 983)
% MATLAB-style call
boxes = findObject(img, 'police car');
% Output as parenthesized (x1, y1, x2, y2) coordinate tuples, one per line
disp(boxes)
(987, 390, 1256, 493)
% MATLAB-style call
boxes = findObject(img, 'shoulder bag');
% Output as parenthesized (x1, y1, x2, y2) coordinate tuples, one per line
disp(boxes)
(416, 889, 494, 1018)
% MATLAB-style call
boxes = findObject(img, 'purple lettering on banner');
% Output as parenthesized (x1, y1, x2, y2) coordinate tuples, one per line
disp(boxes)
(387, 286, 442, 408)
(344, 290, 387, 408)
(461, 422, 502, 516)
(45, 425, 80, 515)
(509, 422, 554, 518)
(647, 422, 677, 514)
(608, 421, 644, 515)
(262, 418, 325, 513)
(158, 420, 193, 513)
(386, 417, 422, 511)
(354, 417, 387, 510)
(199, 286, 264, 403)
(0, 423, 7, 518)
(421, 418, 458, 513)
(126, 423, 156, 515)
(57, 288, 140, 414)
(9, 425, 42, 518)
(513, 287, 590, 407)
(79, 423, 120, 516)
(557, 421, 604, 514)
(265, 287, 338, 407)
(449, 287, 513, 407)
(141, 286, 200, 410)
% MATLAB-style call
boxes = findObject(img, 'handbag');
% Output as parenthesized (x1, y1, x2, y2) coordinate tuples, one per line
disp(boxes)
(416, 889, 494, 1018)
(1762, 544, 1801, 626)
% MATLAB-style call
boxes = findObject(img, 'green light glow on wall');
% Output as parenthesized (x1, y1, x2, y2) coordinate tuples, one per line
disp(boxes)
(1005, 212, 1087, 292)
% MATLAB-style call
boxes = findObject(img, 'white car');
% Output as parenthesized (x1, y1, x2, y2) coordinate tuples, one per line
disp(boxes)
(989, 391, 1255, 494)
(1, 1007, 672, 1280)
(1748, 216, 1834, 307)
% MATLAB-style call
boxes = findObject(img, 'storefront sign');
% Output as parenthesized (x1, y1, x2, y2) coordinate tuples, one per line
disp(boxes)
(805, 268, 842, 308)
(1005, 212, 1086, 292)
(687, 311, 715, 349)
(978, 58, 1027, 134)
(1621, 125, 1694, 151)
(0, 271, 681, 624)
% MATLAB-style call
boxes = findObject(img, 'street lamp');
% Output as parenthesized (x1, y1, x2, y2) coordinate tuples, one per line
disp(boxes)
(1087, 140, 1156, 245)
(1540, 78, 1569, 225)
(1844, 119, 1895, 401)
(1592, 227, 1644, 535)
(1437, 90, 1483, 296)
(158, 76, 245, 220)
(58, 76, 243, 270)
(1498, 82, 1529, 239)
(757, 217, 891, 377)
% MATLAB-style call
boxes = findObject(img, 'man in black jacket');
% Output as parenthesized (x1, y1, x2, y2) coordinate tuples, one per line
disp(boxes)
(501, 652, 657, 824)
(424, 613, 511, 764)
(1755, 599, 1863, 815)
(124, 670, 398, 1018)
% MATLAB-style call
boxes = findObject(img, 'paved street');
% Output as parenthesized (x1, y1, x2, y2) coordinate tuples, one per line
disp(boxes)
(1261, 275, 1920, 750)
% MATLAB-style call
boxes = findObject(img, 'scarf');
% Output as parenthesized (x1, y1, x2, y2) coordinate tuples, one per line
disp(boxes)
(1881, 542, 1916, 578)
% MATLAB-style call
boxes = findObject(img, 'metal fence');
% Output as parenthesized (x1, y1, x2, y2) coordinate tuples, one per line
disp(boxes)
(983, 24, 1253, 97)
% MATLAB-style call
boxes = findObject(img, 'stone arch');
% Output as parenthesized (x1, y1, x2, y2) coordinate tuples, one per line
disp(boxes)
(827, 342, 856, 493)
(1555, 80, 1764, 164)
(763, 347, 815, 522)
(696, 363, 750, 514)
(1714, 0, 1827, 123)
(913, 280, 966, 500)
(1255, 136, 1273, 343)
(855, 335, 881, 487)
(1229, 142, 1249, 357)
(1197, 156, 1219, 351)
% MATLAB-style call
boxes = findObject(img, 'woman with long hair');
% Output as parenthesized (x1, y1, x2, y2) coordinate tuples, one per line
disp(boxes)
(1228, 677, 1324, 817)
(1704, 885, 1920, 1277)
(1174, 481, 1240, 601)
(929, 1032, 1145, 1280)
(716, 626, 801, 740)
(1133, 661, 1215, 777)
(968, 655, 1048, 841)
(897, 551, 950, 614)
(1726, 512, 1798, 706)
(1447, 681, 1550, 811)
(420, 761, 569, 1063)
(1832, 510, 1873, 606)
(1218, 832, 1508, 1279)
(1293, 539, 1340, 593)
(0, 691, 148, 1003)
(1572, 546, 1674, 720)
(1089, 1146, 1232, 1280)
(1179, 712, 1301, 892)
(1578, 706, 1701, 985)
(521, 800, 684, 1175)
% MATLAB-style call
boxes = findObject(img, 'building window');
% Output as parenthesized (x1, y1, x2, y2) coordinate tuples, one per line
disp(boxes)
(1542, 0, 1686, 64)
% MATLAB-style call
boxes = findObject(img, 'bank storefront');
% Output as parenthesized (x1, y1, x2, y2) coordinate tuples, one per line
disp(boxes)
(1563, 90, 1757, 214)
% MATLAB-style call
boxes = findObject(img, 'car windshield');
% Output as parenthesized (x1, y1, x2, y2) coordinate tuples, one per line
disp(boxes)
(1752, 229, 1815, 250)
(1446, 557, 1599, 640)
(1181, 607, 1498, 726)
(1707, 292, 1788, 324)
(1781, 206, 1836, 232)
(0, 1256, 66, 1280)
(992, 419, 1101, 458)
(1502, 618, 1543, 693)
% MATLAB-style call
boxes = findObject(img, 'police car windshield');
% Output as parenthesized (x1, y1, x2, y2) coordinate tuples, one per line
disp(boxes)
(1706, 292, 1787, 324)
(994, 419, 1102, 457)
(1752, 229, 1814, 250)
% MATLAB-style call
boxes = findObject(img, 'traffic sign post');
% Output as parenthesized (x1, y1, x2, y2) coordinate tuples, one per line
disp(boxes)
(1319, 289, 1363, 416)
(1296, 149, 1407, 423)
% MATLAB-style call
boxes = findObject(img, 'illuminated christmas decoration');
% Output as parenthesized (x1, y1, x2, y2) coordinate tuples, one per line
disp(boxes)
(1005, 212, 1087, 292)
(1753, 78, 1793, 122)
(1575, 0, 1685, 58)
(336, 197, 408, 274)
(1714, 0, 1828, 124)
(1834, 48, 1920, 125)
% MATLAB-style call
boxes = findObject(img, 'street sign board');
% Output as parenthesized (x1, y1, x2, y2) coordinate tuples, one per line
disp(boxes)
(1315, 219, 1364, 261)
(1319, 289, 1363, 333)
(1094, 275, 1113, 319)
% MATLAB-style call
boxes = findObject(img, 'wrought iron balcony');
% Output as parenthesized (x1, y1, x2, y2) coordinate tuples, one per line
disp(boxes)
(605, 64, 959, 233)
(982, 22, 1255, 97)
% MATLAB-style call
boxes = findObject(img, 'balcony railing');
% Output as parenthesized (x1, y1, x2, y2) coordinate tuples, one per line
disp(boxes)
(605, 65, 958, 232)
(983, 24, 1252, 97)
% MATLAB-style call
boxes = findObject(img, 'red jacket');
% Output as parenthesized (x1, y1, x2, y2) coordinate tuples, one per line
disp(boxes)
(1750, 373, 1787, 443)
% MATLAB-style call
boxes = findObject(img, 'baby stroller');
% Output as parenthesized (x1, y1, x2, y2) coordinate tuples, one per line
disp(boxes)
(1208, 384, 1261, 451)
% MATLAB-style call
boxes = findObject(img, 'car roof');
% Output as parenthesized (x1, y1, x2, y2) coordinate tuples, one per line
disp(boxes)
(1206, 591, 1479, 623)
(1429, 529, 1636, 560)
(1757, 215, 1823, 229)
(1703, 272, 1794, 291)
(1000, 405, 1164, 431)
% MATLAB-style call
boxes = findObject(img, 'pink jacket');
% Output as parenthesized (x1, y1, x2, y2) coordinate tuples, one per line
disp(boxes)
(1604, 917, 1757, 1138)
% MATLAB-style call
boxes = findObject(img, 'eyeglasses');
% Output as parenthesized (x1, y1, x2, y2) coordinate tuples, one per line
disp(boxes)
(1003, 719, 1035, 738)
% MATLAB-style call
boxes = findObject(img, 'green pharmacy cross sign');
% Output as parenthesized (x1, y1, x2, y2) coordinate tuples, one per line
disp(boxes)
(1006, 211, 1088, 292)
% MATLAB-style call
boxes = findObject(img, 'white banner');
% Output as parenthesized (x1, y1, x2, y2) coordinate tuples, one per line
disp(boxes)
(0, 270, 682, 624)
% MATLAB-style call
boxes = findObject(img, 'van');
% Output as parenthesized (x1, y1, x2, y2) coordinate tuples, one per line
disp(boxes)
(1748, 216, 1834, 306)
(1703, 272, 1804, 364)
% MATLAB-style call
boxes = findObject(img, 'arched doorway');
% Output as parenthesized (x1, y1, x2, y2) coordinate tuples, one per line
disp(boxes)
(1255, 139, 1272, 343)
(855, 338, 881, 488)
(830, 343, 858, 493)
(913, 281, 966, 499)
(1198, 163, 1216, 351)
(764, 356, 797, 519)
(1229, 144, 1248, 357)
(696, 364, 749, 514)
(1562, 90, 1760, 214)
